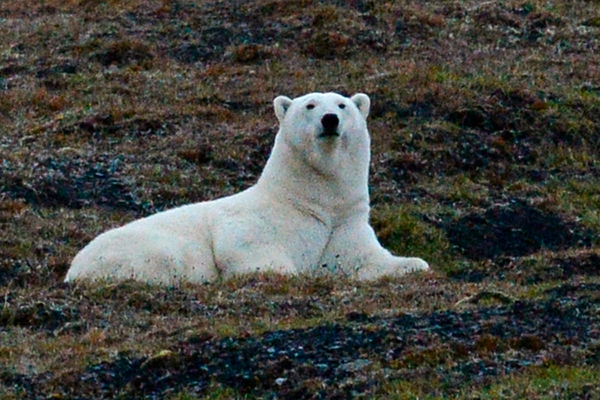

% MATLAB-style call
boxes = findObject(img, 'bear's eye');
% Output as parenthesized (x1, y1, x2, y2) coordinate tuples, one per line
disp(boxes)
(306, 104, 315, 110)
(338, 103, 346, 109)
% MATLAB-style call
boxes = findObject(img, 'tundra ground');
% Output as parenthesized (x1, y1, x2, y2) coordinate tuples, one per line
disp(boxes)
(1, 0, 600, 398)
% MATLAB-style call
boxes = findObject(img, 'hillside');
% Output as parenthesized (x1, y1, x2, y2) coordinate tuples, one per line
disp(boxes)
(1, 0, 600, 398)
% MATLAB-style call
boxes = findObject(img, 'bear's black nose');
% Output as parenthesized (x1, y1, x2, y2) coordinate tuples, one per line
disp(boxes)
(321, 113, 339, 132)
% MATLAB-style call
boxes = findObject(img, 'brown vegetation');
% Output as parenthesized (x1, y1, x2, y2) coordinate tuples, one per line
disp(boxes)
(1, 0, 600, 398)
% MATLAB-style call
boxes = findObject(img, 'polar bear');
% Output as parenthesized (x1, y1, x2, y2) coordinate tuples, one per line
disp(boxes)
(65, 92, 429, 284)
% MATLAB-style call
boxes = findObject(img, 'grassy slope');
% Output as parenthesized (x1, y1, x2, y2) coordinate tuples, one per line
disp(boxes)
(1, 0, 600, 398)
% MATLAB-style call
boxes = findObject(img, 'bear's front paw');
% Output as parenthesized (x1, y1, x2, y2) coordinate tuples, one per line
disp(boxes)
(357, 256, 430, 280)
(401, 257, 430, 272)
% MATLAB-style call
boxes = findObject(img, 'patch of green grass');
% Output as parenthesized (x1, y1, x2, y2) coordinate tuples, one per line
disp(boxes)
(379, 365, 600, 399)
(430, 175, 493, 208)
(167, 385, 242, 400)
(371, 203, 462, 275)
(461, 365, 600, 399)
(549, 178, 600, 232)
(378, 379, 441, 399)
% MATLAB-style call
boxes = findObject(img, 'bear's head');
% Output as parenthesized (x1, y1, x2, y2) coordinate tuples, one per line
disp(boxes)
(274, 92, 369, 140)
(272, 92, 371, 176)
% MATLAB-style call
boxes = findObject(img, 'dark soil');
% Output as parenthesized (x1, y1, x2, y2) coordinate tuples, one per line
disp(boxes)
(0, 155, 144, 211)
(514, 251, 600, 284)
(3, 283, 598, 399)
(444, 199, 595, 261)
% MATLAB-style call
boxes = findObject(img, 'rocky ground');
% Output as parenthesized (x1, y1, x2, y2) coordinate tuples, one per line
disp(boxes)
(1, 0, 600, 398)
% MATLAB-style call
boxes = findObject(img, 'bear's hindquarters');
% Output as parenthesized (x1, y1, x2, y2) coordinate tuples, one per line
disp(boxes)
(65, 226, 218, 285)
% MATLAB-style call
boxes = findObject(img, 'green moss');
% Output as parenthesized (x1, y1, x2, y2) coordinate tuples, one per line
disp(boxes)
(371, 204, 461, 274)
(585, 17, 600, 28)
(166, 386, 243, 400)
(545, 178, 600, 233)
(195, 386, 245, 400)
(461, 365, 600, 399)
(378, 379, 441, 399)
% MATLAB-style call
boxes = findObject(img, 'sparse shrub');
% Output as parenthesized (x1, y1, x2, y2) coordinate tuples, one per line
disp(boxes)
(303, 30, 352, 59)
(230, 44, 274, 63)
(475, 334, 505, 354)
(90, 39, 154, 68)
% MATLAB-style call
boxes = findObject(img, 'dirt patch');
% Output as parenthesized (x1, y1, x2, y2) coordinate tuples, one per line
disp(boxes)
(555, 252, 600, 278)
(60, 114, 173, 139)
(544, 282, 600, 297)
(89, 39, 154, 68)
(0, 298, 79, 332)
(446, 88, 538, 135)
(444, 199, 594, 261)
(6, 288, 598, 399)
(171, 27, 237, 63)
(1, 155, 143, 211)
(508, 251, 600, 284)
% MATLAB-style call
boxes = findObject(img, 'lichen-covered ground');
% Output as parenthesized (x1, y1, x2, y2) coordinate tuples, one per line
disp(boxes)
(1, 0, 600, 398)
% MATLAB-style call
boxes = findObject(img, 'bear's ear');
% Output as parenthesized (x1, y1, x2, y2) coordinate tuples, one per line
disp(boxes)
(351, 93, 370, 119)
(274, 96, 293, 123)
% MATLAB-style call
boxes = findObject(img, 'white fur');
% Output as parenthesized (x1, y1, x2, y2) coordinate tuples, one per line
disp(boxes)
(65, 92, 429, 284)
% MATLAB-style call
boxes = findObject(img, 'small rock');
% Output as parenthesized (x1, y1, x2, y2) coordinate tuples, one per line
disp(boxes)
(336, 359, 372, 373)
(275, 377, 287, 386)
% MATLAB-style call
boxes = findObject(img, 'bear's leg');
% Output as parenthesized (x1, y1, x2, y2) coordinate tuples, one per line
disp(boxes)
(320, 216, 429, 280)
(216, 245, 298, 279)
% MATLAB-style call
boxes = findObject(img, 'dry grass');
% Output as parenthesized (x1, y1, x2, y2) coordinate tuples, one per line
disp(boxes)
(2, 0, 600, 398)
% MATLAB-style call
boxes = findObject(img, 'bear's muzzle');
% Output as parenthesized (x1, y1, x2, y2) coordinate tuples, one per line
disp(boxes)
(320, 113, 340, 137)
